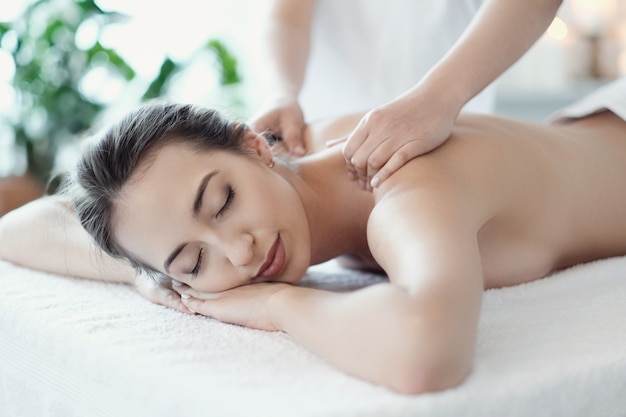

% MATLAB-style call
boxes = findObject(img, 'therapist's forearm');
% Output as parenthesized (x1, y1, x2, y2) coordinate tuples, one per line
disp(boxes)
(414, 0, 563, 112)
(264, 0, 316, 97)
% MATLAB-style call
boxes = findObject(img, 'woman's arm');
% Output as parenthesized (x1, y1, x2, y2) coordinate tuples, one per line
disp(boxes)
(0, 196, 134, 282)
(0, 196, 192, 312)
(181, 164, 484, 394)
(282, 170, 483, 393)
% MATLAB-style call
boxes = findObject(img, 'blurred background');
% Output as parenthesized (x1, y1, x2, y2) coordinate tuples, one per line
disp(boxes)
(0, 0, 625, 214)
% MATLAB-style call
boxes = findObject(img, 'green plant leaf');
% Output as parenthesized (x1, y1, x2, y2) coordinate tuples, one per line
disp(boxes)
(142, 58, 179, 100)
(75, 0, 106, 15)
(87, 42, 136, 80)
(206, 39, 242, 85)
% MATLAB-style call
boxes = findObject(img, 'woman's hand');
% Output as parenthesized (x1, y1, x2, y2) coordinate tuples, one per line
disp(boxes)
(340, 91, 459, 190)
(248, 95, 307, 156)
(134, 270, 194, 314)
(177, 282, 292, 332)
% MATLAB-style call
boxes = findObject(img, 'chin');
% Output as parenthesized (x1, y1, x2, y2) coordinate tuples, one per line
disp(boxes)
(285, 256, 309, 285)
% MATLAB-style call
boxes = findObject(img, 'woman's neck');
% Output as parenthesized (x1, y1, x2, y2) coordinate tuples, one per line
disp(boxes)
(274, 147, 375, 265)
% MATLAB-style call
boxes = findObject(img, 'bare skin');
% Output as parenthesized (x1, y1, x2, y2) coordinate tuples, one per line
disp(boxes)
(109, 108, 626, 393)
(1, 109, 626, 394)
(250, 0, 563, 187)
(301, 110, 626, 287)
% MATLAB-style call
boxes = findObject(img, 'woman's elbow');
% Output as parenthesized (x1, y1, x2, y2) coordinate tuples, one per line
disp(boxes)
(387, 358, 471, 395)
(383, 330, 474, 395)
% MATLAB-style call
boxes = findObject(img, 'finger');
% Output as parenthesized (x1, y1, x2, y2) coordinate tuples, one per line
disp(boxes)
(177, 286, 222, 300)
(282, 125, 306, 156)
(361, 135, 403, 180)
(181, 295, 217, 317)
(157, 287, 194, 314)
(345, 158, 357, 181)
(181, 295, 200, 314)
(371, 141, 423, 188)
(341, 116, 370, 162)
(348, 133, 390, 180)
(170, 279, 191, 292)
(325, 136, 347, 147)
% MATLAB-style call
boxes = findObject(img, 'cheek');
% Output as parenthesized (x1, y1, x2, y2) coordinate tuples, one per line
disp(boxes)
(189, 267, 242, 293)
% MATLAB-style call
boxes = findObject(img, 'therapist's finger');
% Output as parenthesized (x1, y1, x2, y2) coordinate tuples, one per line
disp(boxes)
(281, 124, 306, 156)
(347, 132, 392, 180)
(362, 137, 399, 180)
(370, 141, 423, 188)
(341, 116, 370, 162)
(344, 157, 358, 181)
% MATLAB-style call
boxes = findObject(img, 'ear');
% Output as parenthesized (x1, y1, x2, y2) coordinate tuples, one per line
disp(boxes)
(242, 126, 273, 166)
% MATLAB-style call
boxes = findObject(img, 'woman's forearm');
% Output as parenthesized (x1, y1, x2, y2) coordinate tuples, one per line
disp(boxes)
(270, 282, 479, 394)
(0, 196, 135, 284)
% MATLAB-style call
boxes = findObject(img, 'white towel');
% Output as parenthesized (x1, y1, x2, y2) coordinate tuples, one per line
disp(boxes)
(548, 77, 626, 122)
(1, 258, 626, 417)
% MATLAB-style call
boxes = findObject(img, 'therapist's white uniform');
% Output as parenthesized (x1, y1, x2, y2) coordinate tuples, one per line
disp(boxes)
(299, 0, 495, 121)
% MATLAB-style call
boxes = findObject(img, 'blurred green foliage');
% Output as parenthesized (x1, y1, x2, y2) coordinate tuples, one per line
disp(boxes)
(207, 39, 242, 86)
(0, 0, 242, 187)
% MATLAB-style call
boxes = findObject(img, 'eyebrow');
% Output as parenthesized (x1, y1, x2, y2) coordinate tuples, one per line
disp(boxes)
(163, 169, 219, 273)
(193, 169, 220, 217)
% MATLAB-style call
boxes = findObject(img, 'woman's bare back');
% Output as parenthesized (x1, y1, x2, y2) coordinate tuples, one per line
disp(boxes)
(408, 111, 626, 288)
(304, 110, 626, 288)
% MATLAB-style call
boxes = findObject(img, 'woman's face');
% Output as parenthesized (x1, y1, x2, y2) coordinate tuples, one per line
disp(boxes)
(112, 137, 311, 293)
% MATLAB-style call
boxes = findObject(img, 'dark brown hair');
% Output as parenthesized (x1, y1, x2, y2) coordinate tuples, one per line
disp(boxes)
(71, 102, 246, 272)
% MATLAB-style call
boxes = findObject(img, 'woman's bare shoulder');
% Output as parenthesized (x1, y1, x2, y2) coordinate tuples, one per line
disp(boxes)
(366, 115, 551, 256)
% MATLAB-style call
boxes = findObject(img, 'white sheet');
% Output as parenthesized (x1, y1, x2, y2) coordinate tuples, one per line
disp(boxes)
(1, 257, 626, 417)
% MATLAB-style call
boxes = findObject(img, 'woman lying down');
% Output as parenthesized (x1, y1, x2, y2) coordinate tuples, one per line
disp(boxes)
(1, 79, 626, 395)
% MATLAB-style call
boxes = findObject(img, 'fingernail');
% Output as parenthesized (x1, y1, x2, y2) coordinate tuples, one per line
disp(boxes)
(370, 176, 380, 188)
(171, 280, 182, 287)
(181, 293, 190, 299)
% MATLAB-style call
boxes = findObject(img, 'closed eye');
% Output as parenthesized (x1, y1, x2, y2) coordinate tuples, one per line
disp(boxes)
(191, 247, 205, 278)
(217, 186, 235, 217)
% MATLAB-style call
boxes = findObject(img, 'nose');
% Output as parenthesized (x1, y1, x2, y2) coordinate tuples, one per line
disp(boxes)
(221, 232, 254, 267)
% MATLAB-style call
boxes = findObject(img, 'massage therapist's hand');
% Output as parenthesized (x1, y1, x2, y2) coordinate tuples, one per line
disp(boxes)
(248, 95, 307, 156)
(178, 282, 292, 332)
(134, 270, 194, 314)
(340, 89, 459, 190)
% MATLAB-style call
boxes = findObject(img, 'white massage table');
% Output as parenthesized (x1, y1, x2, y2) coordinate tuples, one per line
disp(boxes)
(1, 257, 626, 417)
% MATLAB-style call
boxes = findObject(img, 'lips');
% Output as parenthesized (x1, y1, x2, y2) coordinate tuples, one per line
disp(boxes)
(255, 234, 286, 279)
